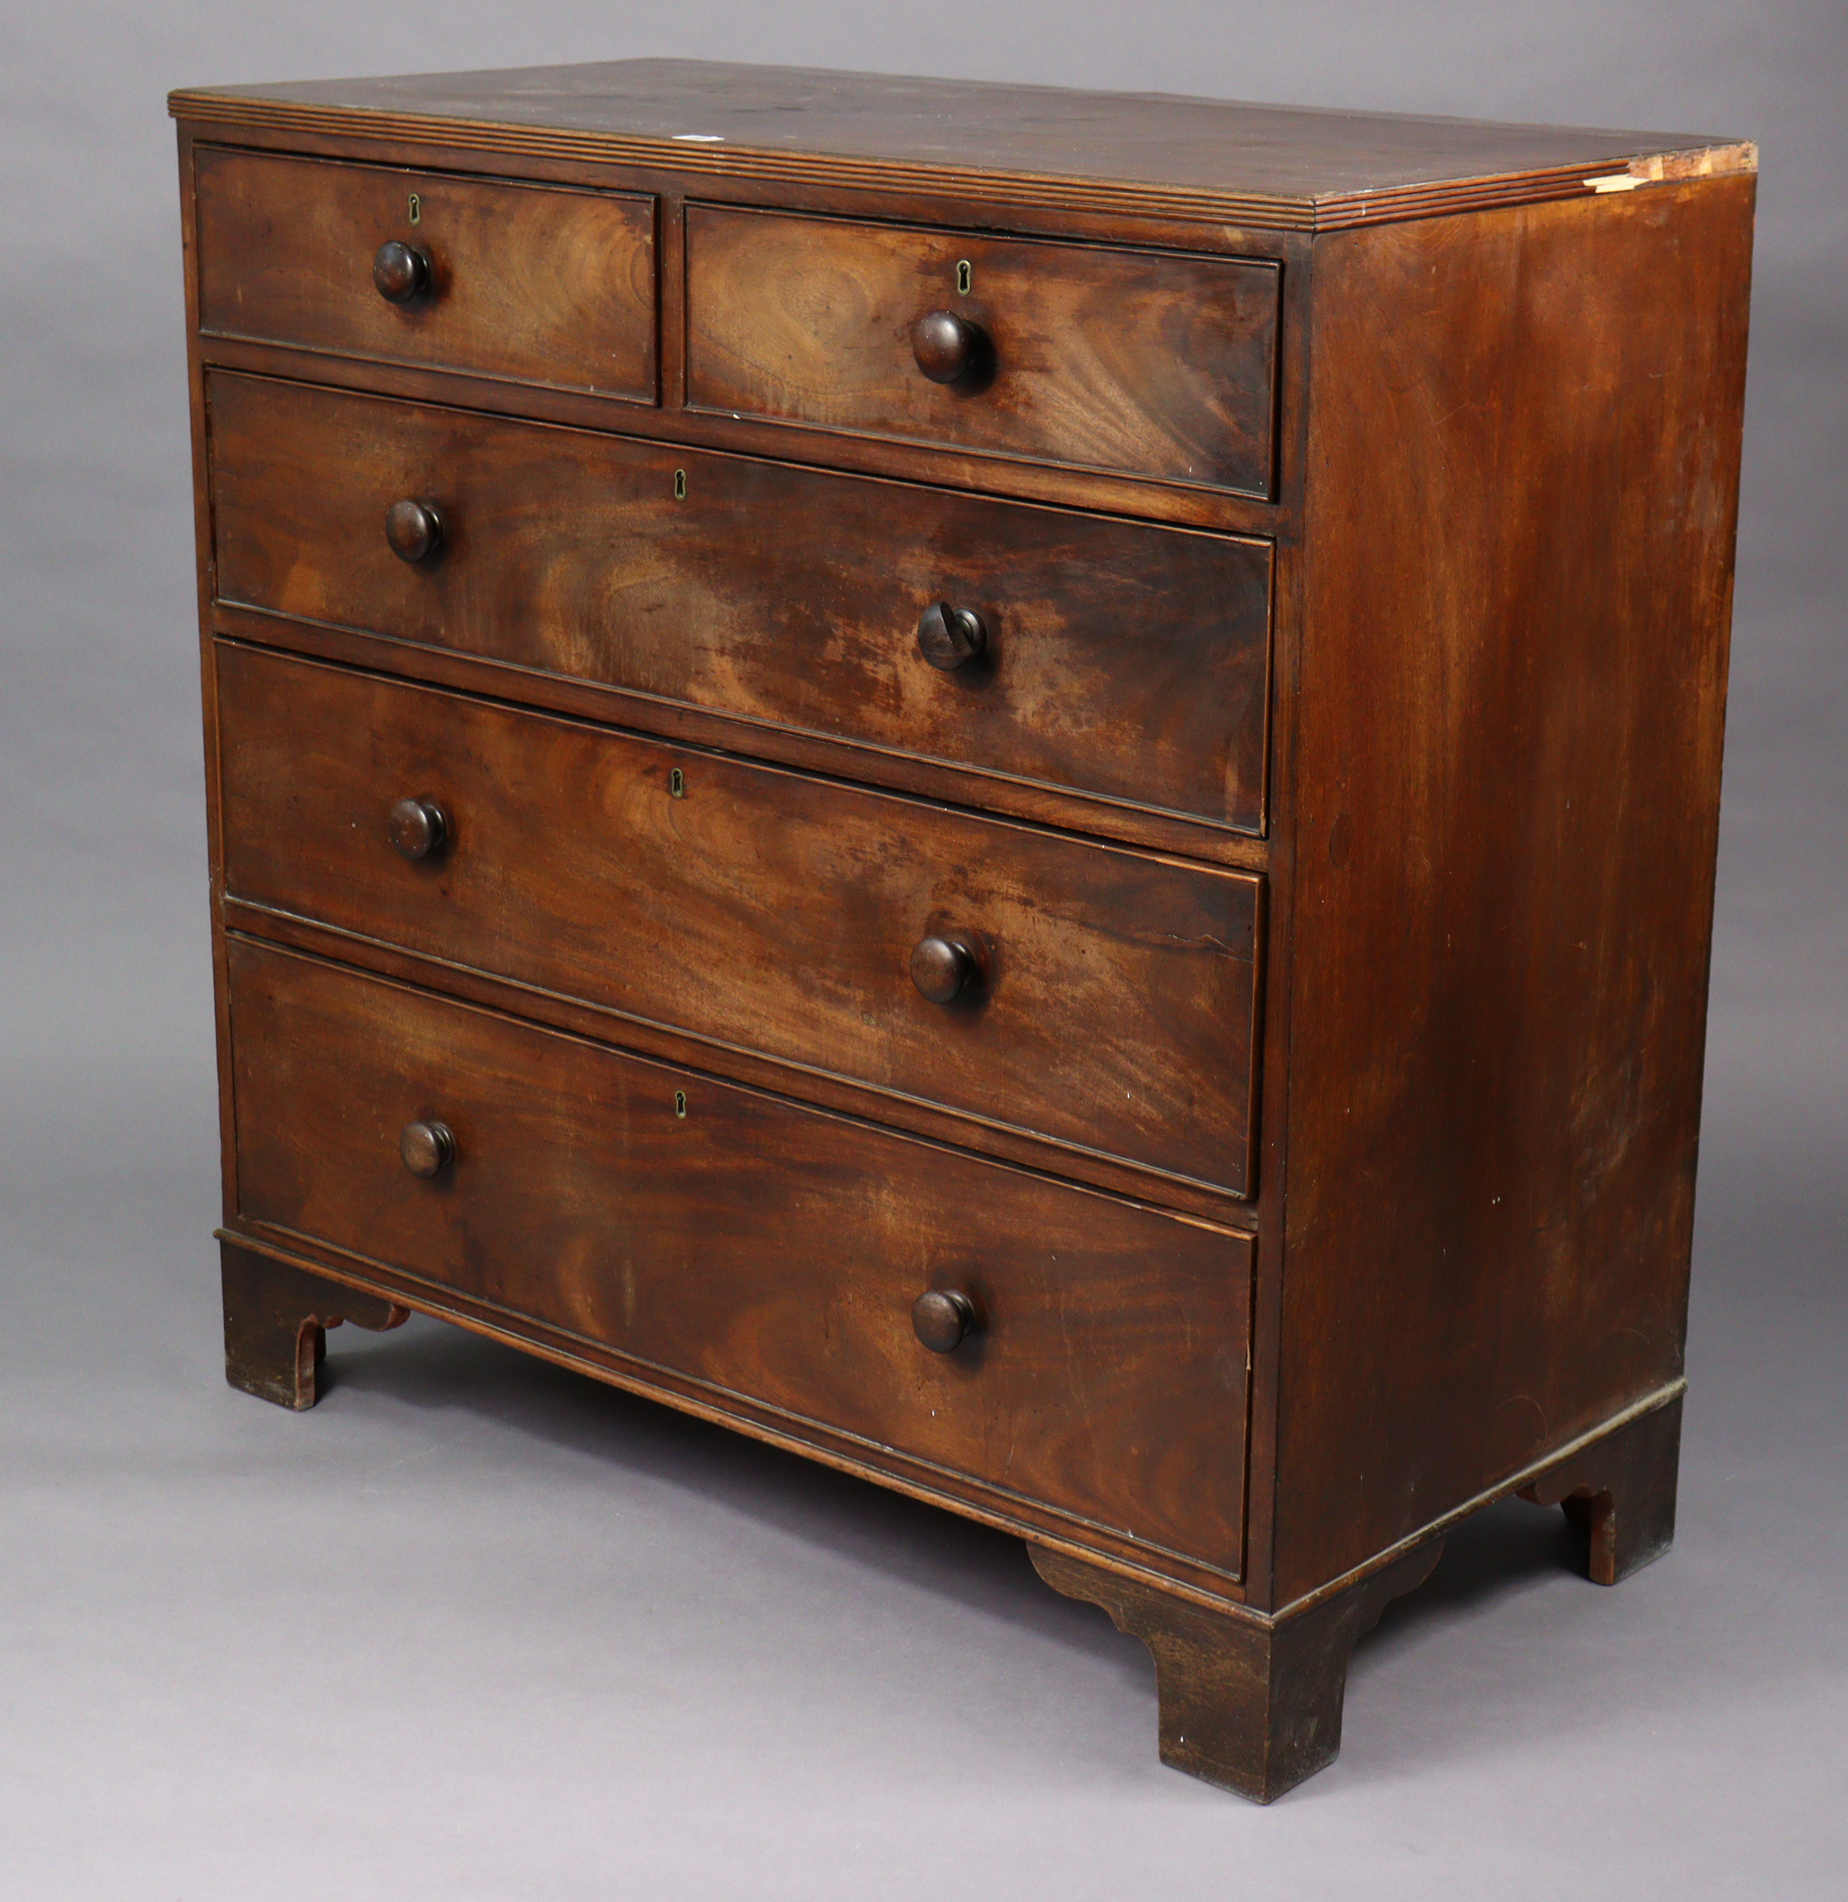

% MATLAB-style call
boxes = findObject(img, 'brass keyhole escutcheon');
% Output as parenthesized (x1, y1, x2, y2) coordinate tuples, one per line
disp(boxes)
(674, 1090, 688, 1119)
(956, 258, 972, 294)
(673, 468, 687, 500)
(408, 191, 421, 224)
(669, 766, 685, 798)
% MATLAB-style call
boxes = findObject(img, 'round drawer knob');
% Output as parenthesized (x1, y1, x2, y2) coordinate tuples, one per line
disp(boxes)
(385, 497, 445, 564)
(911, 310, 985, 384)
(399, 1119, 455, 1179)
(387, 796, 448, 861)
(912, 1288, 980, 1354)
(372, 239, 432, 305)
(910, 934, 979, 1005)
(916, 601, 987, 671)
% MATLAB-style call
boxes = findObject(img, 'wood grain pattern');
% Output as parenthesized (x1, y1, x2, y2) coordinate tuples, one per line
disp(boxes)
(686, 205, 1278, 494)
(1273, 176, 1754, 1603)
(215, 642, 1263, 1197)
(171, 60, 1753, 233)
(193, 146, 657, 399)
(227, 937, 1254, 1571)
(207, 371, 1273, 832)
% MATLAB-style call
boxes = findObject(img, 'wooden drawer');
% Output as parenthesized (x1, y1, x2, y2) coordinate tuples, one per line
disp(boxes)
(193, 147, 656, 400)
(216, 643, 1262, 1198)
(208, 373, 1273, 833)
(685, 206, 1279, 495)
(228, 938, 1253, 1574)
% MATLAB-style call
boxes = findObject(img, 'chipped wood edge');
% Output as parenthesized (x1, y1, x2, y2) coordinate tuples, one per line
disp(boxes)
(1584, 140, 1758, 194)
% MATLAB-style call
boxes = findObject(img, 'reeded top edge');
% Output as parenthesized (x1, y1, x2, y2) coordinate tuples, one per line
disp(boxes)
(167, 58, 1757, 232)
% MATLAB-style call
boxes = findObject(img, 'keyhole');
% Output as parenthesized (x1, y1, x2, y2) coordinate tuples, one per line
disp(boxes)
(408, 192, 421, 225)
(673, 468, 687, 501)
(956, 259, 972, 295)
(673, 1090, 688, 1119)
(669, 766, 685, 798)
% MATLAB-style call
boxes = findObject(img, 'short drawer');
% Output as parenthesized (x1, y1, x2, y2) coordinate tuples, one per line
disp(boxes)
(192, 147, 656, 399)
(685, 206, 1279, 495)
(217, 644, 1261, 1198)
(228, 938, 1252, 1573)
(208, 372, 1273, 833)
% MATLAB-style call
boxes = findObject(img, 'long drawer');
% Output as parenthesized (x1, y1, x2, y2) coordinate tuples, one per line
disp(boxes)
(207, 372, 1273, 834)
(216, 643, 1262, 1198)
(685, 205, 1279, 495)
(227, 938, 1253, 1572)
(193, 147, 657, 400)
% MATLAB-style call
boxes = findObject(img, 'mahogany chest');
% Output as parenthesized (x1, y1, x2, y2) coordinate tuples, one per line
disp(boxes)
(170, 61, 1755, 1800)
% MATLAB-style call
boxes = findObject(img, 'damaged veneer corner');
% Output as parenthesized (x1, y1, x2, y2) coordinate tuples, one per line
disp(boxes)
(1586, 140, 1758, 194)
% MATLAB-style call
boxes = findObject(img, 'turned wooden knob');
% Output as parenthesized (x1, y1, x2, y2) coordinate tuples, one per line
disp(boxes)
(916, 601, 987, 671)
(399, 1119, 455, 1178)
(912, 1288, 980, 1353)
(910, 934, 979, 1004)
(373, 239, 432, 305)
(385, 497, 445, 564)
(387, 796, 448, 861)
(911, 310, 985, 384)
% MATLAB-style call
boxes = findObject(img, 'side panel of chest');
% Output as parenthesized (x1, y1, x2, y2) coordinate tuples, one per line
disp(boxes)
(1274, 177, 1754, 1602)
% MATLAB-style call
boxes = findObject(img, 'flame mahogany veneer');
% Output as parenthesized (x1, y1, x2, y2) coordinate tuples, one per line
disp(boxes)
(172, 60, 1754, 1800)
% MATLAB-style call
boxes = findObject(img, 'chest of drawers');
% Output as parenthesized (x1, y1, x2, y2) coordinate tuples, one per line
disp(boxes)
(170, 61, 1754, 1801)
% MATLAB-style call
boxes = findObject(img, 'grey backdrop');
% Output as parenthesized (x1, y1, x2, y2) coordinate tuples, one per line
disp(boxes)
(2, 2, 1842, 1895)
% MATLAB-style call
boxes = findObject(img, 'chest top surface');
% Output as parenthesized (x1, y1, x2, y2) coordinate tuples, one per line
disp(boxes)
(168, 57, 1752, 229)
